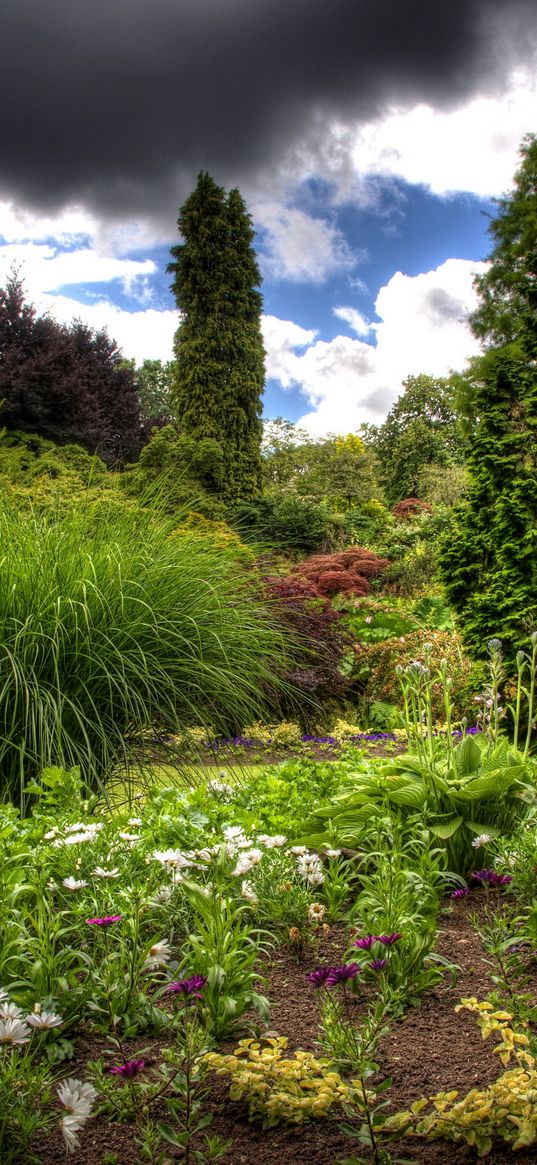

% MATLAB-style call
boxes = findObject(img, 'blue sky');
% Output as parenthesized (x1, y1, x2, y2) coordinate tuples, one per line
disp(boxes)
(0, 0, 535, 435)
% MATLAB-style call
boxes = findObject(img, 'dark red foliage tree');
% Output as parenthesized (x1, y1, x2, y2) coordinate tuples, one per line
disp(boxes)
(0, 273, 141, 463)
(263, 575, 356, 720)
(392, 497, 432, 520)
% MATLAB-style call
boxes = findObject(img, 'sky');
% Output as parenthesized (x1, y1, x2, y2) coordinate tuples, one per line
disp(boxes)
(0, 0, 536, 436)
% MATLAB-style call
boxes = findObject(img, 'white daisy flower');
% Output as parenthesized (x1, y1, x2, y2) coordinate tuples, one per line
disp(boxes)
(257, 834, 287, 847)
(118, 831, 140, 842)
(232, 848, 263, 877)
(296, 853, 325, 886)
(62, 877, 89, 891)
(143, 939, 172, 971)
(153, 848, 192, 868)
(324, 848, 342, 859)
(240, 880, 259, 906)
(27, 1008, 63, 1030)
(54, 832, 95, 847)
(92, 866, 120, 878)
(289, 845, 308, 855)
(0, 1001, 23, 1021)
(128, 817, 142, 826)
(308, 902, 327, 922)
(43, 827, 59, 840)
(57, 1078, 98, 1153)
(0, 1016, 32, 1044)
(472, 833, 493, 848)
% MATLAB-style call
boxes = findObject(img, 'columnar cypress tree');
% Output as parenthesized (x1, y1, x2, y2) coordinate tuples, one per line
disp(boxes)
(168, 173, 265, 502)
(438, 136, 537, 659)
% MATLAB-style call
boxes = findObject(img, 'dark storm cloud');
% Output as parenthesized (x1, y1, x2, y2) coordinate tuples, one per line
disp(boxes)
(0, 0, 535, 229)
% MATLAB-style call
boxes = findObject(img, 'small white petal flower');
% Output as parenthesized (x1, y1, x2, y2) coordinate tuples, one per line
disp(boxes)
(26, 1009, 63, 1030)
(57, 1078, 98, 1117)
(240, 880, 259, 906)
(118, 831, 140, 842)
(143, 939, 172, 971)
(128, 817, 142, 826)
(0, 1016, 32, 1044)
(308, 902, 327, 922)
(324, 848, 342, 859)
(54, 832, 95, 847)
(0, 1002, 23, 1021)
(257, 834, 287, 847)
(92, 866, 120, 878)
(153, 848, 192, 868)
(61, 1114, 83, 1153)
(43, 827, 59, 840)
(62, 877, 89, 891)
(472, 833, 493, 848)
(289, 845, 308, 855)
(232, 848, 263, 877)
(0, 988, 9, 1004)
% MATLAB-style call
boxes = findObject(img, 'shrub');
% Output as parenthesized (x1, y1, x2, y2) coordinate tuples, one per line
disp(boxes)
(292, 547, 390, 599)
(231, 493, 342, 554)
(0, 498, 292, 806)
(263, 576, 356, 725)
(392, 497, 432, 520)
(354, 628, 483, 724)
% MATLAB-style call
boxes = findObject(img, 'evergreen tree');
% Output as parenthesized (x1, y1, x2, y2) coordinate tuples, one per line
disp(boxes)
(168, 173, 265, 502)
(438, 136, 537, 659)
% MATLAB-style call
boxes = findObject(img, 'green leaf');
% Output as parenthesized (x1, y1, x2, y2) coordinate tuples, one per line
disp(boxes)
(429, 815, 463, 838)
(454, 734, 482, 776)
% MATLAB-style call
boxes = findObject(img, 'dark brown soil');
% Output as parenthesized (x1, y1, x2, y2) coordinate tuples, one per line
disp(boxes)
(33, 896, 537, 1165)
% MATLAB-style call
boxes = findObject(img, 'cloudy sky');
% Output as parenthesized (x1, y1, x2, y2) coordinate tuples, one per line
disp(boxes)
(0, 0, 536, 435)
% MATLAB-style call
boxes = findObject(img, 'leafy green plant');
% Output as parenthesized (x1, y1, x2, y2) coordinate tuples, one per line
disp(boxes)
(180, 878, 271, 1040)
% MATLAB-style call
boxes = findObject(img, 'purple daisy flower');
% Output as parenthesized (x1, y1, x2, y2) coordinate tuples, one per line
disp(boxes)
(488, 872, 513, 887)
(368, 958, 388, 972)
(376, 933, 402, 946)
(451, 887, 470, 899)
(86, 914, 121, 927)
(307, 966, 333, 988)
(167, 974, 207, 997)
(326, 963, 361, 985)
(110, 1059, 145, 1078)
(471, 869, 495, 883)
(354, 935, 377, 950)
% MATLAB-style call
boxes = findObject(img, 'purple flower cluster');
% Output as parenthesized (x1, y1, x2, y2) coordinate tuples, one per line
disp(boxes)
(307, 963, 361, 988)
(451, 887, 470, 899)
(472, 869, 512, 887)
(354, 932, 402, 950)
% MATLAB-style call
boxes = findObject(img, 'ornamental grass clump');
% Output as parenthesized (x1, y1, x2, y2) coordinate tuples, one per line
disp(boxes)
(0, 497, 292, 807)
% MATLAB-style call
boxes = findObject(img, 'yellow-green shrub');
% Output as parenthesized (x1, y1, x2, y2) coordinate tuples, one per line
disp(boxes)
(205, 1037, 351, 1128)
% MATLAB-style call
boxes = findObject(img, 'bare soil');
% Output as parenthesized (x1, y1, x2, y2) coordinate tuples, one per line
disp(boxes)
(34, 895, 537, 1165)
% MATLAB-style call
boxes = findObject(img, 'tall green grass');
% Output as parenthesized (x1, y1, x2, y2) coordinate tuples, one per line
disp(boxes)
(0, 498, 292, 807)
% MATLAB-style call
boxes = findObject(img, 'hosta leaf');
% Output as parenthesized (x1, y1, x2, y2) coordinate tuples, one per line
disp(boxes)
(429, 815, 463, 838)
(454, 734, 482, 776)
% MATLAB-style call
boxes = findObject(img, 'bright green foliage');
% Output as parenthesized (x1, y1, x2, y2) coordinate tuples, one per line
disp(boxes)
(124, 423, 227, 519)
(438, 139, 537, 659)
(168, 173, 265, 503)
(262, 424, 380, 511)
(132, 358, 177, 426)
(363, 375, 464, 505)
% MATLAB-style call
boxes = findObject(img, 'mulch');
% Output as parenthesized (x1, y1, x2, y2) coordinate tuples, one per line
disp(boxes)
(34, 894, 537, 1165)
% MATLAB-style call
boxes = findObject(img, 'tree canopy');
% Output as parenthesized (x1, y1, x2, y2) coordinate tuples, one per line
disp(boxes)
(0, 272, 141, 462)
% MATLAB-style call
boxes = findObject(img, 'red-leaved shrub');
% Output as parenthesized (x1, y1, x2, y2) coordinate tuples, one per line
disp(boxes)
(392, 497, 432, 521)
(291, 547, 390, 599)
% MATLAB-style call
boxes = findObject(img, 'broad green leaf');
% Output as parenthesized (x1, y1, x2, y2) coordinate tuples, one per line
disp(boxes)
(429, 815, 463, 838)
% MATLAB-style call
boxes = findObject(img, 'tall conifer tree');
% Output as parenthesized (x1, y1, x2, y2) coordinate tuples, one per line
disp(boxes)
(438, 135, 537, 658)
(168, 173, 265, 501)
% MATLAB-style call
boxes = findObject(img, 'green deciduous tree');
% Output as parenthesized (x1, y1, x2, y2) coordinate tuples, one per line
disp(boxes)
(438, 135, 537, 658)
(168, 173, 265, 502)
(363, 374, 465, 504)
